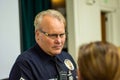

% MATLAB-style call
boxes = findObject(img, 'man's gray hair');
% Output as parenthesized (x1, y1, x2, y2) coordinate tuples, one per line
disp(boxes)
(34, 9, 66, 31)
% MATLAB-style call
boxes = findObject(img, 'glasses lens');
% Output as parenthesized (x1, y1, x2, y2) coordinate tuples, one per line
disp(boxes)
(39, 29, 66, 39)
(48, 33, 65, 39)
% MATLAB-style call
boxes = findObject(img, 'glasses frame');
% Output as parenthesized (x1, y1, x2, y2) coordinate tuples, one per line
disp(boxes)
(39, 29, 66, 39)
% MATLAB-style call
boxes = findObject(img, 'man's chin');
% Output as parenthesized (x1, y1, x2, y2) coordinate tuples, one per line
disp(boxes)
(53, 50, 62, 55)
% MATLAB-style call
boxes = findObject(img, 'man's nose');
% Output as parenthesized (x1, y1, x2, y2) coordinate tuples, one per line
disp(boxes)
(54, 35, 62, 43)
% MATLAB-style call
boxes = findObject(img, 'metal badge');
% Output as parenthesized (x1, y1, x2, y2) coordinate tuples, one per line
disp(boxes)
(69, 76, 73, 80)
(68, 70, 73, 80)
(64, 59, 74, 70)
(19, 77, 25, 80)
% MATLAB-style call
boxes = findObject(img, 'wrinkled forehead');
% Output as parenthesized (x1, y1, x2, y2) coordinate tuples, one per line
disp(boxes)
(39, 15, 65, 29)
(40, 14, 65, 25)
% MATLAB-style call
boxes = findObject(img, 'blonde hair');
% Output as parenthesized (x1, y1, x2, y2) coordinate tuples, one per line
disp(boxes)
(78, 41, 120, 80)
(34, 9, 66, 31)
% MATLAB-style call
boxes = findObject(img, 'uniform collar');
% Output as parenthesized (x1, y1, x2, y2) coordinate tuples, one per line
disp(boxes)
(55, 54, 64, 63)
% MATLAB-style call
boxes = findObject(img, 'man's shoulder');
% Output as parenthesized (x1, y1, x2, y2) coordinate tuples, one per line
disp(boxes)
(56, 51, 74, 62)
(15, 47, 37, 63)
(61, 51, 72, 58)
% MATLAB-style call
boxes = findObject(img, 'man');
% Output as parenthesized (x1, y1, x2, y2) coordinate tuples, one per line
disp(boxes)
(9, 9, 77, 80)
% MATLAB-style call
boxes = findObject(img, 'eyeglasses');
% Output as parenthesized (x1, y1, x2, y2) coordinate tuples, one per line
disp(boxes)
(39, 29, 66, 39)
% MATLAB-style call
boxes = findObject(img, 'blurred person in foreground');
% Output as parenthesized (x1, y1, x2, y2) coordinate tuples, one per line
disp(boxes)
(9, 9, 77, 80)
(77, 41, 120, 80)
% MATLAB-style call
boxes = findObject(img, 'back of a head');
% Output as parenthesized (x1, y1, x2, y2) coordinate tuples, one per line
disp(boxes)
(78, 41, 120, 80)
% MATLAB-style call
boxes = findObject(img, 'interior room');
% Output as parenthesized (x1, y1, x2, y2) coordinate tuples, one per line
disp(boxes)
(0, 0, 120, 79)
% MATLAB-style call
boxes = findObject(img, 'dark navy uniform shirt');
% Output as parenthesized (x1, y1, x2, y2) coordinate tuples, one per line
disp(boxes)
(9, 44, 77, 80)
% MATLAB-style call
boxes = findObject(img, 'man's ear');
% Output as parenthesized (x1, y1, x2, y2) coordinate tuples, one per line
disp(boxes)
(35, 30, 40, 41)
(35, 30, 40, 36)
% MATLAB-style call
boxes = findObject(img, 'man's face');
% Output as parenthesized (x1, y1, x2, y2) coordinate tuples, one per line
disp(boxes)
(36, 15, 66, 56)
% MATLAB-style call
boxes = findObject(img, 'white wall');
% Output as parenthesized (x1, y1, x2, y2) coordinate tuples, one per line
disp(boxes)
(66, 0, 120, 62)
(0, 0, 20, 79)
(66, 0, 101, 61)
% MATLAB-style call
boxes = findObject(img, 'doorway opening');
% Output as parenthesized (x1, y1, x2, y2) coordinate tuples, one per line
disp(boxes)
(101, 12, 107, 43)
(101, 11, 113, 43)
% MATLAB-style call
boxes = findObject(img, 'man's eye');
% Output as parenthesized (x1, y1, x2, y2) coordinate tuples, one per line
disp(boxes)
(47, 33, 65, 39)
(60, 34, 65, 37)
(48, 34, 57, 37)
